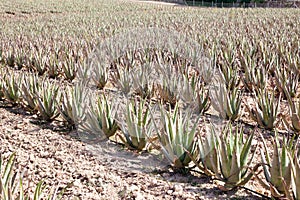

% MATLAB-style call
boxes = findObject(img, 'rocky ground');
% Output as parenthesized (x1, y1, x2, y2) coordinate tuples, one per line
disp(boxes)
(0, 103, 266, 199)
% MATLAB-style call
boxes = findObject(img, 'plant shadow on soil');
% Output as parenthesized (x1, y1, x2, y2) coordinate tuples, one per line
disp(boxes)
(73, 137, 264, 199)
(0, 100, 266, 199)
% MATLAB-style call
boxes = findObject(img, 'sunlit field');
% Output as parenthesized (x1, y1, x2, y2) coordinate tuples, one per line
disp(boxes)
(0, 0, 300, 199)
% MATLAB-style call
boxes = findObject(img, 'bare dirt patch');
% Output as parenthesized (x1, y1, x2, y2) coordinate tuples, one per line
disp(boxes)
(0, 104, 264, 199)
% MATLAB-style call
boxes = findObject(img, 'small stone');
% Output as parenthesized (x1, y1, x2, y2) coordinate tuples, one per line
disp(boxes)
(129, 184, 139, 192)
(40, 151, 50, 158)
(173, 192, 179, 196)
(167, 189, 173, 195)
(29, 154, 35, 162)
(135, 192, 144, 200)
(151, 179, 157, 185)
(73, 179, 81, 187)
(96, 187, 103, 193)
(174, 184, 183, 193)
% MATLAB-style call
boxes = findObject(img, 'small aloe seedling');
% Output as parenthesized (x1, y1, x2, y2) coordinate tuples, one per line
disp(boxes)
(153, 104, 199, 169)
(246, 89, 280, 130)
(118, 99, 154, 151)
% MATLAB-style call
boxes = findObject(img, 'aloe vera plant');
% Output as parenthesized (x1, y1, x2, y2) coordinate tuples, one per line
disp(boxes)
(219, 66, 240, 92)
(275, 66, 299, 99)
(290, 150, 300, 200)
(0, 83, 3, 100)
(155, 63, 180, 107)
(0, 73, 4, 100)
(79, 95, 119, 141)
(4, 47, 15, 68)
(57, 86, 78, 129)
(153, 104, 198, 169)
(283, 97, 300, 133)
(2, 72, 23, 105)
(191, 124, 219, 176)
(70, 83, 89, 126)
(118, 99, 154, 151)
(179, 74, 210, 114)
(211, 82, 242, 121)
(46, 54, 61, 79)
(194, 85, 210, 115)
(219, 124, 257, 189)
(131, 64, 154, 99)
(61, 58, 77, 81)
(89, 58, 108, 90)
(21, 73, 40, 112)
(192, 123, 257, 189)
(258, 133, 295, 198)
(0, 47, 2, 64)
(111, 67, 132, 95)
(156, 79, 178, 107)
(195, 54, 216, 85)
(0, 153, 17, 199)
(35, 81, 61, 121)
(30, 47, 47, 75)
(246, 89, 280, 130)
(217, 47, 240, 90)
(3, 4, 300, 198)
(239, 51, 268, 93)
(14, 47, 26, 70)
